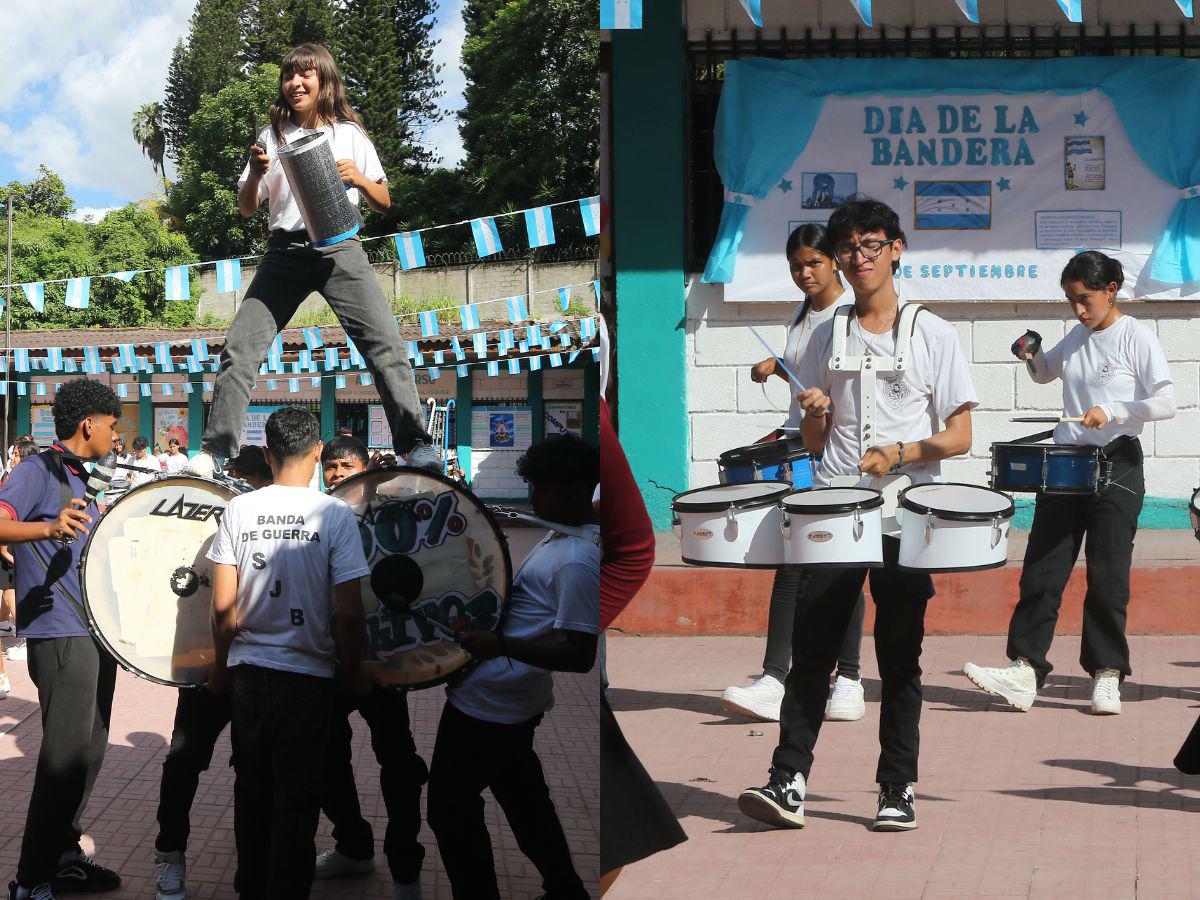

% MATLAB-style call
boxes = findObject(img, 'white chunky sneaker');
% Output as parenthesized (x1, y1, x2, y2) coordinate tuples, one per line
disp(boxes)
(963, 658, 1037, 711)
(825, 675, 866, 722)
(404, 443, 442, 474)
(314, 848, 375, 879)
(1091, 669, 1122, 715)
(738, 768, 806, 828)
(721, 674, 785, 721)
(154, 850, 186, 900)
(5, 639, 26, 662)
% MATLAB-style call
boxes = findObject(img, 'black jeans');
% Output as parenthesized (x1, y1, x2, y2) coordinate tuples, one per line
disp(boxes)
(1007, 444, 1145, 687)
(322, 686, 427, 883)
(17, 637, 117, 887)
(762, 568, 865, 682)
(427, 702, 588, 900)
(774, 538, 934, 785)
(231, 665, 335, 900)
(155, 688, 233, 852)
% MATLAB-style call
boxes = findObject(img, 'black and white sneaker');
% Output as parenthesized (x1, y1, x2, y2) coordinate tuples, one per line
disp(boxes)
(9, 883, 57, 900)
(737, 767, 806, 828)
(873, 782, 917, 831)
(52, 853, 120, 894)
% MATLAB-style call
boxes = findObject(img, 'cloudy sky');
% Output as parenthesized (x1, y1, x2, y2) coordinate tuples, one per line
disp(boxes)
(0, 0, 468, 222)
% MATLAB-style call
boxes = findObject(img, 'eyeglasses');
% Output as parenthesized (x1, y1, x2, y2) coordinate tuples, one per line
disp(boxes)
(833, 239, 897, 264)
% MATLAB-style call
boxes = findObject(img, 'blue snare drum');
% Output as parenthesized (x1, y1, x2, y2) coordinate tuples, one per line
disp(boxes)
(989, 441, 1108, 495)
(718, 438, 814, 491)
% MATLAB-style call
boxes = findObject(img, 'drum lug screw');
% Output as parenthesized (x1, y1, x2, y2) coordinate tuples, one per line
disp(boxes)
(991, 516, 1003, 550)
(924, 512, 934, 545)
(853, 508, 864, 542)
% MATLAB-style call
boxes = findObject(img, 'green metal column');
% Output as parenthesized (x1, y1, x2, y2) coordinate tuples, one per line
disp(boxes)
(187, 374, 204, 456)
(320, 374, 337, 441)
(529, 370, 545, 444)
(455, 368, 472, 484)
(139, 373, 153, 443)
(612, 0, 689, 528)
(583, 361, 599, 447)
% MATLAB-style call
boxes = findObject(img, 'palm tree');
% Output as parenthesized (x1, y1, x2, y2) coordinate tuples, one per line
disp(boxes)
(131, 102, 167, 177)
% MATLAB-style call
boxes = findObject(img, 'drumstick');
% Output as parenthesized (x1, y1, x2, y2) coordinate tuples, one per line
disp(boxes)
(1010, 416, 1085, 423)
(746, 326, 804, 390)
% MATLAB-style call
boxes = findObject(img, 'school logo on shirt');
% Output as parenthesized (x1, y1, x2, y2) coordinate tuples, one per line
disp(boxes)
(1096, 360, 1115, 385)
(882, 376, 909, 409)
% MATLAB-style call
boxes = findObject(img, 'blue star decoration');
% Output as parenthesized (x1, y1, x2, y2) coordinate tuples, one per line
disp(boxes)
(893, 176, 909, 190)
(778, 179, 793, 193)
(996, 177, 1012, 192)
(1073, 110, 1089, 126)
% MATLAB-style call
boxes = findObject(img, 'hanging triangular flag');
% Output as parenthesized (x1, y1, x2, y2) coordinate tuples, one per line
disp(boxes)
(155, 342, 174, 371)
(505, 296, 528, 323)
(592, 280, 601, 302)
(165, 265, 191, 302)
(1055, 0, 1082, 21)
(953, 0, 980, 22)
(394, 231, 426, 270)
(451, 336, 465, 361)
(487, 361, 499, 377)
(64, 277, 91, 309)
(204, 381, 214, 392)
(1177, 0, 1194, 13)
(459, 304, 480, 331)
(21, 283, 44, 313)
(418, 310, 439, 337)
(580, 196, 600, 236)
(560, 332, 572, 349)
(736, 0, 762, 26)
(107, 270, 137, 282)
(470, 217, 503, 258)
(414, 351, 425, 367)
(519, 340, 529, 354)
(298, 350, 312, 372)
(215, 259, 242, 295)
(310, 377, 320, 388)
(83, 347, 104, 375)
(600, 0, 642, 28)
(592, 347, 600, 362)
(849, 0, 873, 26)
(524, 206, 556, 249)
(303, 326, 323, 351)
(569, 349, 581, 364)
(557, 286, 571, 312)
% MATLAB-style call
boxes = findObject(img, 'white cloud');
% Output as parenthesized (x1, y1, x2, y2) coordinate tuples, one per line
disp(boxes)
(69, 206, 119, 223)
(425, 1, 467, 169)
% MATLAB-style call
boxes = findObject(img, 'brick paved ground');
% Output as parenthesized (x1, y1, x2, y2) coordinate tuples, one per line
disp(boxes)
(0, 525, 599, 899)
(606, 634, 1200, 900)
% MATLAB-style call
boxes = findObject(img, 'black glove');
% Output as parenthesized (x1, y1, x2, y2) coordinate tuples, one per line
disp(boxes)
(1010, 330, 1042, 360)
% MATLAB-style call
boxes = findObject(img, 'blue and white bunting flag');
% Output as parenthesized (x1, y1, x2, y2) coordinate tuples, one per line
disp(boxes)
(487, 361, 499, 377)
(267, 335, 283, 372)
(549, 352, 563, 368)
(116, 383, 128, 399)
(215, 259, 242, 295)
(953, 0, 980, 21)
(288, 378, 300, 393)
(303, 326, 323, 351)
(190, 338, 209, 361)
(46, 348, 63, 371)
(428, 367, 440, 381)
(459, 304, 480, 331)
(395, 231, 426, 270)
(470, 217, 503, 257)
(451, 336, 465, 361)
(64, 277, 90, 309)
(433, 351, 445, 365)
(310, 377, 320, 388)
(560, 332, 572, 349)
(457, 364, 469, 377)
(204, 381, 214, 392)
(472, 332, 488, 358)
(507, 358, 521, 375)
(580, 196, 600, 236)
(347, 338, 364, 368)
(185, 356, 203, 374)
(526, 324, 542, 346)
(505, 296, 528, 323)
(1055, 0, 1081, 21)
(107, 270, 137, 282)
(529, 353, 542, 371)
(581, 317, 596, 341)
(184, 382, 195, 395)
(324, 348, 339, 371)
(592, 347, 601, 362)
(593, 279, 601, 302)
(140, 382, 152, 397)
(22, 282, 44, 313)
(359, 373, 373, 387)
(155, 342, 174, 371)
(14, 381, 25, 397)
(737, 0, 763, 26)
(298, 350, 312, 372)
(1177, 0, 1194, 14)
(414, 351, 425, 366)
(84, 347, 104, 375)
(569, 349, 581, 364)
(267, 379, 278, 391)
(418, 310, 439, 337)
(165, 266, 190, 302)
(849, 0, 873, 26)
(519, 341, 529, 354)
(335, 374, 346, 389)
(600, 0, 642, 28)
(63, 358, 77, 373)
(35, 382, 46, 397)
(524, 206, 556, 248)
(161, 383, 173, 397)
(405, 341, 417, 360)
(556, 286, 571, 312)
(499, 329, 516, 355)
(119, 344, 136, 370)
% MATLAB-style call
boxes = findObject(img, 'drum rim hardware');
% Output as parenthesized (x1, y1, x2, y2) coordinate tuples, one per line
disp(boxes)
(717, 438, 810, 466)
(898, 482, 1016, 522)
(780, 486, 885, 515)
(671, 480, 793, 514)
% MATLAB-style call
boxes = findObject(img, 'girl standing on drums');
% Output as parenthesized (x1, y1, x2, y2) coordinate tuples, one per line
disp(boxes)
(963, 251, 1175, 715)
(188, 42, 438, 479)
(721, 223, 866, 724)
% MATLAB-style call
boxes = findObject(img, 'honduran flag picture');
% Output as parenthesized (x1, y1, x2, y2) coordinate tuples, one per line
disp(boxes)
(524, 206, 556, 248)
(165, 266, 190, 302)
(600, 0, 642, 28)
(580, 197, 600, 237)
(470, 217, 503, 258)
(216, 259, 242, 295)
(395, 231, 426, 270)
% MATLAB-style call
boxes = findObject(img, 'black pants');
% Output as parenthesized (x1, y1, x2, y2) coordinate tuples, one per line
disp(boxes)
(231, 665, 335, 900)
(1007, 445, 1145, 687)
(17, 637, 117, 887)
(155, 688, 233, 852)
(774, 538, 934, 785)
(427, 702, 588, 900)
(322, 686, 427, 883)
(762, 568, 865, 682)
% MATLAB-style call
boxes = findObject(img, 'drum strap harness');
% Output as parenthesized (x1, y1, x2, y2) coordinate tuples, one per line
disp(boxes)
(829, 303, 925, 458)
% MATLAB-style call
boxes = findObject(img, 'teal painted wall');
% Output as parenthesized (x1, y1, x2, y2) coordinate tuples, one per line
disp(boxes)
(612, 0, 689, 529)
(187, 374, 204, 455)
(455, 368, 472, 482)
(1012, 496, 1192, 531)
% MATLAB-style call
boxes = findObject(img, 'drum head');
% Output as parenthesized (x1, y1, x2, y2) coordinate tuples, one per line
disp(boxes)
(718, 438, 809, 466)
(900, 483, 1015, 521)
(782, 487, 883, 512)
(672, 481, 792, 512)
(329, 467, 512, 690)
(81, 476, 237, 687)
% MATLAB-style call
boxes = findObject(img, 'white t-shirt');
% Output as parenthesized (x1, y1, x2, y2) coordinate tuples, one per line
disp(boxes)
(161, 452, 188, 475)
(239, 120, 387, 233)
(446, 527, 601, 725)
(1040, 315, 1175, 447)
(797, 303, 979, 486)
(207, 484, 372, 678)
(782, 294, 854, 429)
(130, 453, 162, 487)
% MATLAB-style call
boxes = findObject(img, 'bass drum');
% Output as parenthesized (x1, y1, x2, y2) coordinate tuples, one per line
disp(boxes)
(329, 467, 513, 689)
(80, 475, 239, 687)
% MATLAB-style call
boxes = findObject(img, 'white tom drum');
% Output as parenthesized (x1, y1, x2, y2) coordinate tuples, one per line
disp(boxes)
(780, 487, 884, 568)
(672, 482, 790, 568)
(896, 483, 1014, 573)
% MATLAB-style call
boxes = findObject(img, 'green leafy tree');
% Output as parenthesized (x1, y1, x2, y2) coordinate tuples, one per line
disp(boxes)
(132, 102, 168, 177)
(242, 0, 336, 68)
(458, 0, 598, 222)
(0, 166, 75, 219)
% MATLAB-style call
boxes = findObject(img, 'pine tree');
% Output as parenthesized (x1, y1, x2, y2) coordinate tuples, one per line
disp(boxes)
(163, 39, 197, 167)
(242, 0, 336, 69)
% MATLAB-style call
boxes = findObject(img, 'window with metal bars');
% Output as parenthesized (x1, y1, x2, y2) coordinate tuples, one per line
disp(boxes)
(686, 25, 1200, 271)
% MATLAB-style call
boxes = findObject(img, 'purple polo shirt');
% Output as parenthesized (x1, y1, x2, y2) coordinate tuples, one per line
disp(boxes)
(0, 444, 96, 638)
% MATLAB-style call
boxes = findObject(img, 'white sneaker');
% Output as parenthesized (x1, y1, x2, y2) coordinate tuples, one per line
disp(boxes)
(185, 450, 218, 479)
(0, 673, 10, 699)
(5, 639, 26, 662)
(1091, 669, 1122, 715)
(404, 443, 442, 474)
(314, 848, 375, 879)
(825, 675, 866, 721)
(721, 674, 785, 721)
(962, 658, 1037, 711)
(154, 850, 186, 900)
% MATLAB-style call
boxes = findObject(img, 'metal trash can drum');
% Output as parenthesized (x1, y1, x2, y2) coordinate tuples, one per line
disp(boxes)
(276, 130, 362, 248)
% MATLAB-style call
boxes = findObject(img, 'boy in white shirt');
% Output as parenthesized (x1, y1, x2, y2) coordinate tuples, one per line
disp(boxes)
(428, 435, 599, 900)
(208, 407, 371, 899)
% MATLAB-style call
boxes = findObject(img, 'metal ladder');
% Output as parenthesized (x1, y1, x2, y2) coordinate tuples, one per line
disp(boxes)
(424, 398, 458, 478)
